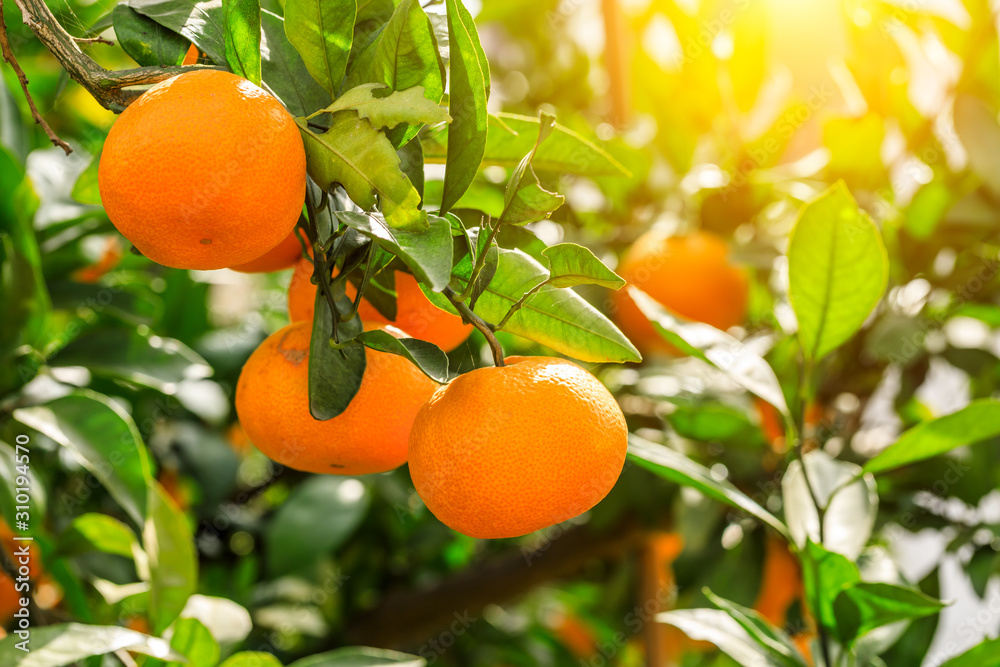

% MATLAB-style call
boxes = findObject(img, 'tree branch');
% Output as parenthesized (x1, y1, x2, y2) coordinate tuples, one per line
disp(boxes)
(6, 0, 220, 114)
(0, 0, 70, 153)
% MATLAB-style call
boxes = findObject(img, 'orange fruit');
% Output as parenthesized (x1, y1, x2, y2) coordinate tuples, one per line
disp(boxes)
(288, 259, 473, 352)
(230, 230, 304, 273)
(72, 236, 123, 283)
(181, 44, 200, 66)
(408, 356, 627, 538)
(612, 230, 748, 354)
(98, 70, 305, 270)
(753, 535, 803, 627)
(235, 321, 437, 475)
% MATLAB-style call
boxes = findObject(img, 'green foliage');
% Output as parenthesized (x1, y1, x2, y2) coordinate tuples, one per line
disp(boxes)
(284, 0, 356, 95)
(222, 0, 262, 85)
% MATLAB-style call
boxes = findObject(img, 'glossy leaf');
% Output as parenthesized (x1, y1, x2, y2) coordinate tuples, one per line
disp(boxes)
(424, 113, 629, 176)
(145, 481, 198, 634)
(541, 243, 624, 289)
(801, 540, 861, 633)
(500, 113, 564, 225)
(288, 647, 426, 667)
(833, 582, 945, 645)
(14, 392, 153, 524)
(783, 450, 877, 561)
(297, 113, 426, 230)
(863, 400, 1000, 475)
(309, 290, 366, 420)
(113, 5, 190, 67)
(223, 0, 261, 85)
(940, 639, 1000, 667)
(628, 435, 789, 538)
(788, 182, 888, 361)
(356, 330, 448, 383)
(310, 84, 450, 130)
(631, 288, 789, 416)
(127, 0, 227, 65)
(61, 514, 139, 559)
(285, 0, 355, 94)
(261, 9, 333, 117)
(265, 477, 370, 576)
(167, 618, 219, 667)
(440, 0, 489, 212)
(657, 609, 792, 667)
(703, 590, 808, 667)
(0, 623, 181, 666)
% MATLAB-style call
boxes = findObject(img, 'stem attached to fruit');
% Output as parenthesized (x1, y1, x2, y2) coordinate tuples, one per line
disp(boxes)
(443, 286, 505, 367)
(3, 0, 220, 119)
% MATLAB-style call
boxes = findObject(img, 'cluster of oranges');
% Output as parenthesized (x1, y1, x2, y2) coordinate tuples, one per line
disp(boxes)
(97, 70, 751, 541)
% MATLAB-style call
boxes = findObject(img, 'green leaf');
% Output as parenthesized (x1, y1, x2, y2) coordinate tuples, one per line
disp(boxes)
(71, 149, 103, 206)
(0, 623, 182, 666)
(940, 639, 1000, 667)
(440, 0, 489, 213)
(145, 481, 198, 634)
(309, 291, 366, 420)
(113, 5, 190, 67)
(370, 0, 445, 145)
(310, 84, 450, 130)
(833, 582, 945, 645)
(954, 94, 1000, 198)
(0, 440, 46, 529)
(261, 9, 333, 117)
(783, 450, 877, 561)
(356, 330, 448, 383)
(265, 477, 370, 576)
(397, 136, 424, 200)
(657, 609, 793, 667)
(220, 653, 283, 667)
(787, 182, 888, 361)
(801, 540, 860, 633)
(167, 618, 219, 667)
(288, 646, 426, 667)
(630, 288, 789, 416)
(864, 400, 1000, 474)
(541, 243, 624, 289)
(424, 113, 629, 176)
(285, 0, 356, 94)
(14, 391, 153, 525)
(336, 211, 453, 291)
(297, 113, 426, 230)
(223, 0, 262, 85)
(127, 0, 227, 65)
(703, 590, 808, 667)
(627, 434, 789, 539)
(49, 328, 213, 393)
(61, 514, 139, 559)
(499, 113, 564, 225)
(450, 246, 639, 363)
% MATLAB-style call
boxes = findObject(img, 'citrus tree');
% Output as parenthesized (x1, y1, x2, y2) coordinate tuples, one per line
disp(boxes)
(1, 0, 1000, 666)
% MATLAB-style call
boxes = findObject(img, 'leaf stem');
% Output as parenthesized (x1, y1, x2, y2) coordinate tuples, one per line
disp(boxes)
(495, 278, 548, 330)
(458, 218, 501, 302)
(443, 286, 505, 367)
(305, 188, 344, 347)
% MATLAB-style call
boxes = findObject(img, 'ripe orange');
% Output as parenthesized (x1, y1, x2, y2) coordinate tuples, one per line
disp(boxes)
(235, 321, 437, 475)
(288, 259, 473, 352)
(612, 230, 748, 354)
(98, 70, 306, 270)
(408, 356, 627, 539)
(230, 230, 303, 273)
(181, 44, 200, 66)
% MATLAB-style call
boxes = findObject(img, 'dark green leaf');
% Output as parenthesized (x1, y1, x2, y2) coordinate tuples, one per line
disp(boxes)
(265, 476, 370, 575)
(833, 582, 945, 645)
(335, 212, 452, 291)
(397, 136, 424, 201)
(113, 5, 190, 67)
(127, 0, 227, 65)
(285, 0, 356, 94)
(223, 0, 262, 85)
(542, 243, 624, 289)
(356, 330, 448, 382)
(309, 290, 366, 420)
(14, 392, 153, 525)
(145, 481, 198, 634)
(440, 0, 489, 212)
(0, 623, 181, 666)
(787, 182, 888, 361)
(261, 9, 333, 116)
(628, 435, 789, 538)
(863, 400, 1000, 474)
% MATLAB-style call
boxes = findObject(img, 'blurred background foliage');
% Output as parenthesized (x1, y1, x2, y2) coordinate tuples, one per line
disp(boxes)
(2, 0, 1000, 665)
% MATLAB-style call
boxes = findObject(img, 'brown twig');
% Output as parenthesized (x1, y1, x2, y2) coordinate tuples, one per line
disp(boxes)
(443, 286, 505, 367)
(5, 0, 220, 113)
(73, 35, 114, 46)
(0, 0, 71, 153)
